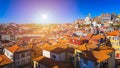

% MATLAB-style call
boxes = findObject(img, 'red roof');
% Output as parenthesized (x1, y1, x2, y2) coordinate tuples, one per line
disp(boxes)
(69, 39, 83, 45)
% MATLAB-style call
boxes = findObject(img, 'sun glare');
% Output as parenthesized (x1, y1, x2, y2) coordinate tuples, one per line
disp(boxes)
(41, 14, 48, 20)
(34, 12, 52, 24)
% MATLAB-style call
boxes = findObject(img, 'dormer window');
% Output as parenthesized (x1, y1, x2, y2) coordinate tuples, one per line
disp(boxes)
(52, 55, 56, 59)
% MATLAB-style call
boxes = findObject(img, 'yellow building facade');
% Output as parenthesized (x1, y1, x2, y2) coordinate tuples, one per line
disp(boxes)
(107, 35, 120, 59)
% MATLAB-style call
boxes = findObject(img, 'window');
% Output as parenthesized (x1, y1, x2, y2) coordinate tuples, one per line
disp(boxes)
(113, 37, 114, 40)
(116, 42, 117, 45)
(38, 64, 41, 68)
(109, 37, 111, 39)
(15, 54, 19, 60)
(119, 42, 120, 46)
(112, 42, 114, 45)
(26, 58, 30, 64)
(52, 55, 56, 59)
(34, 52, 36, 55)
(109, 53, 112, 57)
(115, 37, 117, 40)
(116, 42, 119, 46)
(21, 53, 25, 58)
(21, 60, 25, 65)
(27, 51, 30, 56)
(15, 62, 19, 67)
(83, 59, 88, 65)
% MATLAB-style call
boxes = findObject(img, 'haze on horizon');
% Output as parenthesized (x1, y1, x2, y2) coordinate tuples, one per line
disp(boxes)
(0, 0, 120, 24)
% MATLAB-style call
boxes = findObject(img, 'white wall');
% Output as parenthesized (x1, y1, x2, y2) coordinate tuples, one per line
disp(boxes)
(4, 48, 31, 66)
(4, 48, 13, 61)
(43, 50, 60, 61)
(43, 50, 66, 62)
(1, 35, 10, 40)
(15, 35, 23, 40)
(43, 50, 50, 58)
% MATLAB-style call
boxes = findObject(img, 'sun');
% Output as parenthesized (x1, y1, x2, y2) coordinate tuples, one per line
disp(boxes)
(34, 12, 51, 24)
(41, 14, 48, 20)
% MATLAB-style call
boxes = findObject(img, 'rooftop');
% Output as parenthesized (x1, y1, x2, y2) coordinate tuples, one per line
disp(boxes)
(80, 50, 110, 63)
(80, 46, 115, 63)
(77, 43, 98, 51)
(0, 55, 13, 66)
(43, 45, 65, 54)
(107, 30, 120, 36)
(6, 45, 30, 53)
(33, 56, 71, 68)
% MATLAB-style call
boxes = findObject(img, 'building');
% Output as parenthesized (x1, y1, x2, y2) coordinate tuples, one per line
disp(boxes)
(42, 45, 66, 62)
(74, 20, 84, 29)
(101, 13, 111, 23)
(27, 44, 42, 59)
(33, 56, 71, 68)
(4, 45, 32, 68)
(84, 13, 91, 24)
(107, 30, 120, 59)
(111, 13, 117, 22)
(76, 46, 115, 68)
(32, 42, 72, 68)
(1, 35, 10, 41)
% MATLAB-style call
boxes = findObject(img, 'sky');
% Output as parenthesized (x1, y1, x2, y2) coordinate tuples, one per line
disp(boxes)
(0, 0, 120, 24)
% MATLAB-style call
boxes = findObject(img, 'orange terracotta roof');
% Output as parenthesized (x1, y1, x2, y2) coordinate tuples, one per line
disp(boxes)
(57, 38, 68, 44)
(107, 30, 120, 36)
(80, 46, 114, 63)
(43, 45, 56, 51)
(91, 35, 104, 39)
(77, 43, 98, 51)
(53, 42, 69, 49)
(80, 50, 110, 63)
(49, 39, 56, 44)
(33, 56, 71, 68)
(43, 46, 65, 54)
(51, 47, 65, 54)
(6, 45, 30, 53)
(27, 44, 33, 49)
(77, 45, 87, 51)
(95, 46, 115, 54)
(87, 34, 93, 38)
(0, 55, 13, 66)
(89, 40, 98, 44)
(42, 43, 51, 49)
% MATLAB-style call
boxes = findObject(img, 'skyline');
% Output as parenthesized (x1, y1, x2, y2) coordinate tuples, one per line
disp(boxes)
(0, 0, 120, 24)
